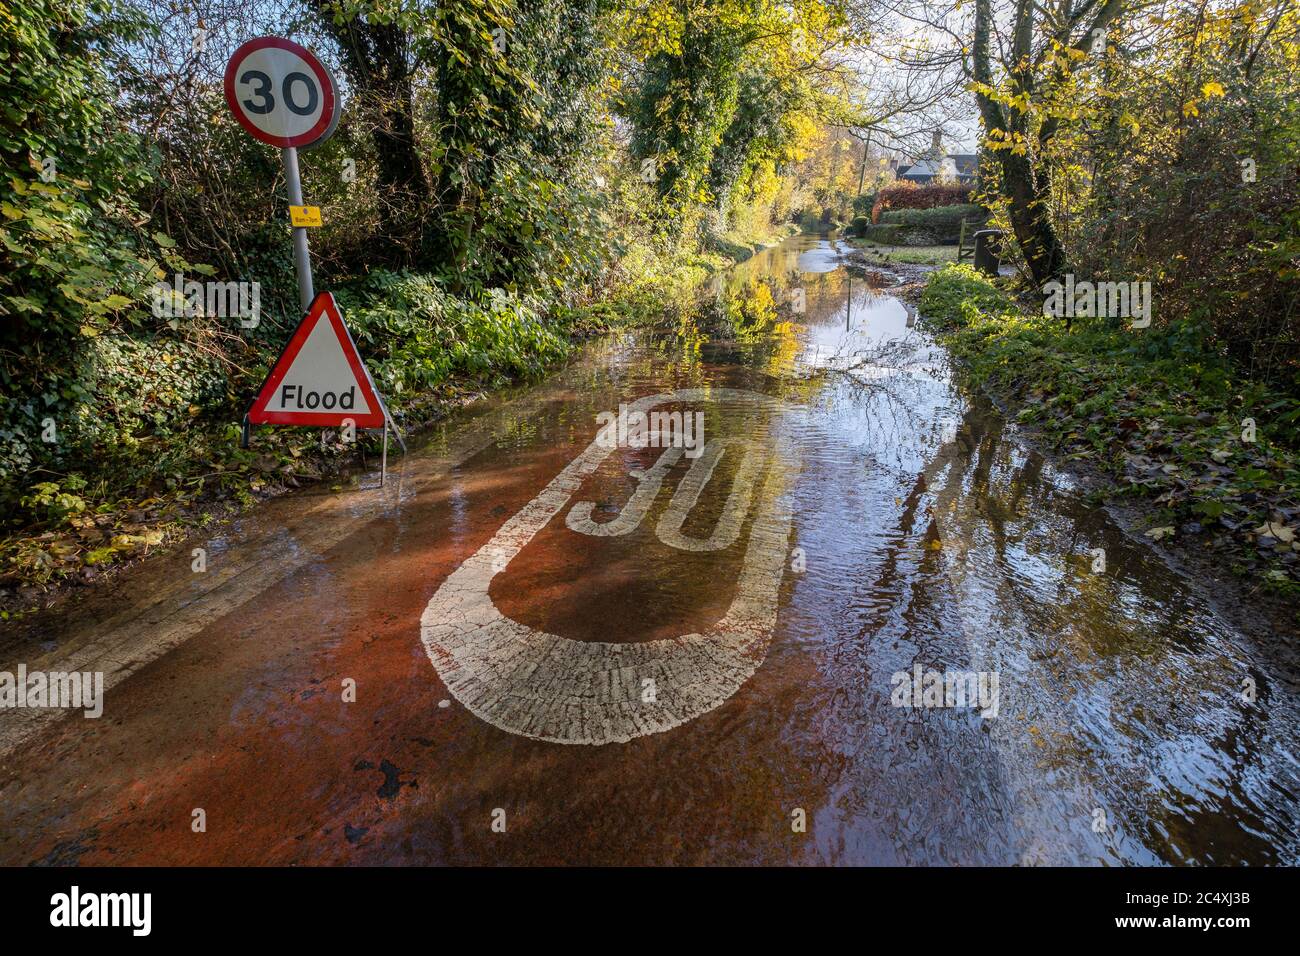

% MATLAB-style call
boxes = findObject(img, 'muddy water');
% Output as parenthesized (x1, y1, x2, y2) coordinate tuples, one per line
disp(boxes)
(1, 234, 1297, 865)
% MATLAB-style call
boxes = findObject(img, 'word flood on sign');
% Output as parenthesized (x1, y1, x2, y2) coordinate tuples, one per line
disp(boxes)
(276, 383, 358, 412)
(247, 292, 386, 429)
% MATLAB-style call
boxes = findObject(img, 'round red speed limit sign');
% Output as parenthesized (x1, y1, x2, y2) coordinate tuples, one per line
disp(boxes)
(224, 37, 340, 149)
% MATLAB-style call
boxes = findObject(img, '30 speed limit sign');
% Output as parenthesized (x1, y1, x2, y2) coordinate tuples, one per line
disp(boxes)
(223, 37, 340, 149)
(222, 35, 341, 315)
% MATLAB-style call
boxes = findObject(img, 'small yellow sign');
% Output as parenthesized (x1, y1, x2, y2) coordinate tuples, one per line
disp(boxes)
(290, 205, 322, 227)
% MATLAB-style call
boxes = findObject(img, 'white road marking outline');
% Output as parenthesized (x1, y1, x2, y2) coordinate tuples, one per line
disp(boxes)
(419, 388, 800, 745)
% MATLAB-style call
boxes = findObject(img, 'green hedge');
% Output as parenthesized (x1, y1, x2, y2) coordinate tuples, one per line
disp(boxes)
(857, 223, 904, 243)
(336, 272, 570, 408)
(879, 203, 985, 243)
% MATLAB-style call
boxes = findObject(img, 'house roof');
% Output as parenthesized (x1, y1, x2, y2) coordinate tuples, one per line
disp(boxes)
(896, 153, 977, 181)
(949, 154, 977, 176)
(900, 159, 943, 178)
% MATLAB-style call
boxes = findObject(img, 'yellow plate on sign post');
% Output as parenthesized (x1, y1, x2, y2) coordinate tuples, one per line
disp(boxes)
(290, 205, 322, 227)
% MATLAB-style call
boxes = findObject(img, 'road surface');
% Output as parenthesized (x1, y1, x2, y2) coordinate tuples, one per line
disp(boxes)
(2, 235, 1297, 865)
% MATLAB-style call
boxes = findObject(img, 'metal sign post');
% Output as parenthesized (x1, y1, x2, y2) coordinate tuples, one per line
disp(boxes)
(281, 146, 314, 312)
(378, 418, 408, 488)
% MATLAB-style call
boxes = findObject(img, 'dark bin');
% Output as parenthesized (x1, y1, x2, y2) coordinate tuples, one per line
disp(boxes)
(973, 229, 1004, 276)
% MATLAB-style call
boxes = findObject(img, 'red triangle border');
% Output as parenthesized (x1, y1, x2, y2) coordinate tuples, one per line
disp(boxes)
(246, 292, 387, 429)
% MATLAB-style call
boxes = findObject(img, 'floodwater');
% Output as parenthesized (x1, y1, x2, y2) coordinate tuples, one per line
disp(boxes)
(1, 233, 1297, 865)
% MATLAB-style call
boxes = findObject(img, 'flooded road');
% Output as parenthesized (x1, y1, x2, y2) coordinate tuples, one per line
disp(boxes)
(2, 234, 1298, 865)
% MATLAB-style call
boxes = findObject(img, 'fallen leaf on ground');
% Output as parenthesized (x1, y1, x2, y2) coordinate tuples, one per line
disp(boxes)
(1253, 522, 1295, 543)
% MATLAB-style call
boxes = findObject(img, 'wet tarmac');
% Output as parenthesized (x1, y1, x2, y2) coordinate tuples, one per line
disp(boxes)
(1, 234, 1297, 865)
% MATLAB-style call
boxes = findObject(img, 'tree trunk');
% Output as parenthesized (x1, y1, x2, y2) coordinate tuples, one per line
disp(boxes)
(972, 0, 1066, 285)
(999, 149, 1066, 283)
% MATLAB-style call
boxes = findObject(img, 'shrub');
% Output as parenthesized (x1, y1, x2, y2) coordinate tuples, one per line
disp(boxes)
(335, 272, 571, 407)
(0, 267, 575, 525)
(918, 264, 1013, 326)
(858, 223, 904, 244)
(875, 182, 974, 214)
(879, 204, 986, 243)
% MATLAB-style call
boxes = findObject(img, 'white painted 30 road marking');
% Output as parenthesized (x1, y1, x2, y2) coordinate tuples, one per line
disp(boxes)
(419, 388, 800, 745)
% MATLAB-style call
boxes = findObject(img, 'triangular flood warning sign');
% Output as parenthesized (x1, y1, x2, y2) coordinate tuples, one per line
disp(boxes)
(247, 292, 387, 429)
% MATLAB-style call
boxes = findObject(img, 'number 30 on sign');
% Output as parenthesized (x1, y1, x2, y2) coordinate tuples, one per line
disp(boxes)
(223, 37, 340, 149)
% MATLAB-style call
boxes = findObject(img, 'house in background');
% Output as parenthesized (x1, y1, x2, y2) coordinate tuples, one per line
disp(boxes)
(894, 131, 978, 185)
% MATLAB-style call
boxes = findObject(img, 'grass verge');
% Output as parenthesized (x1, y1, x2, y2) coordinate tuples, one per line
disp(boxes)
(849, 240, 959, 267)
(919, 264, 1300, 597)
